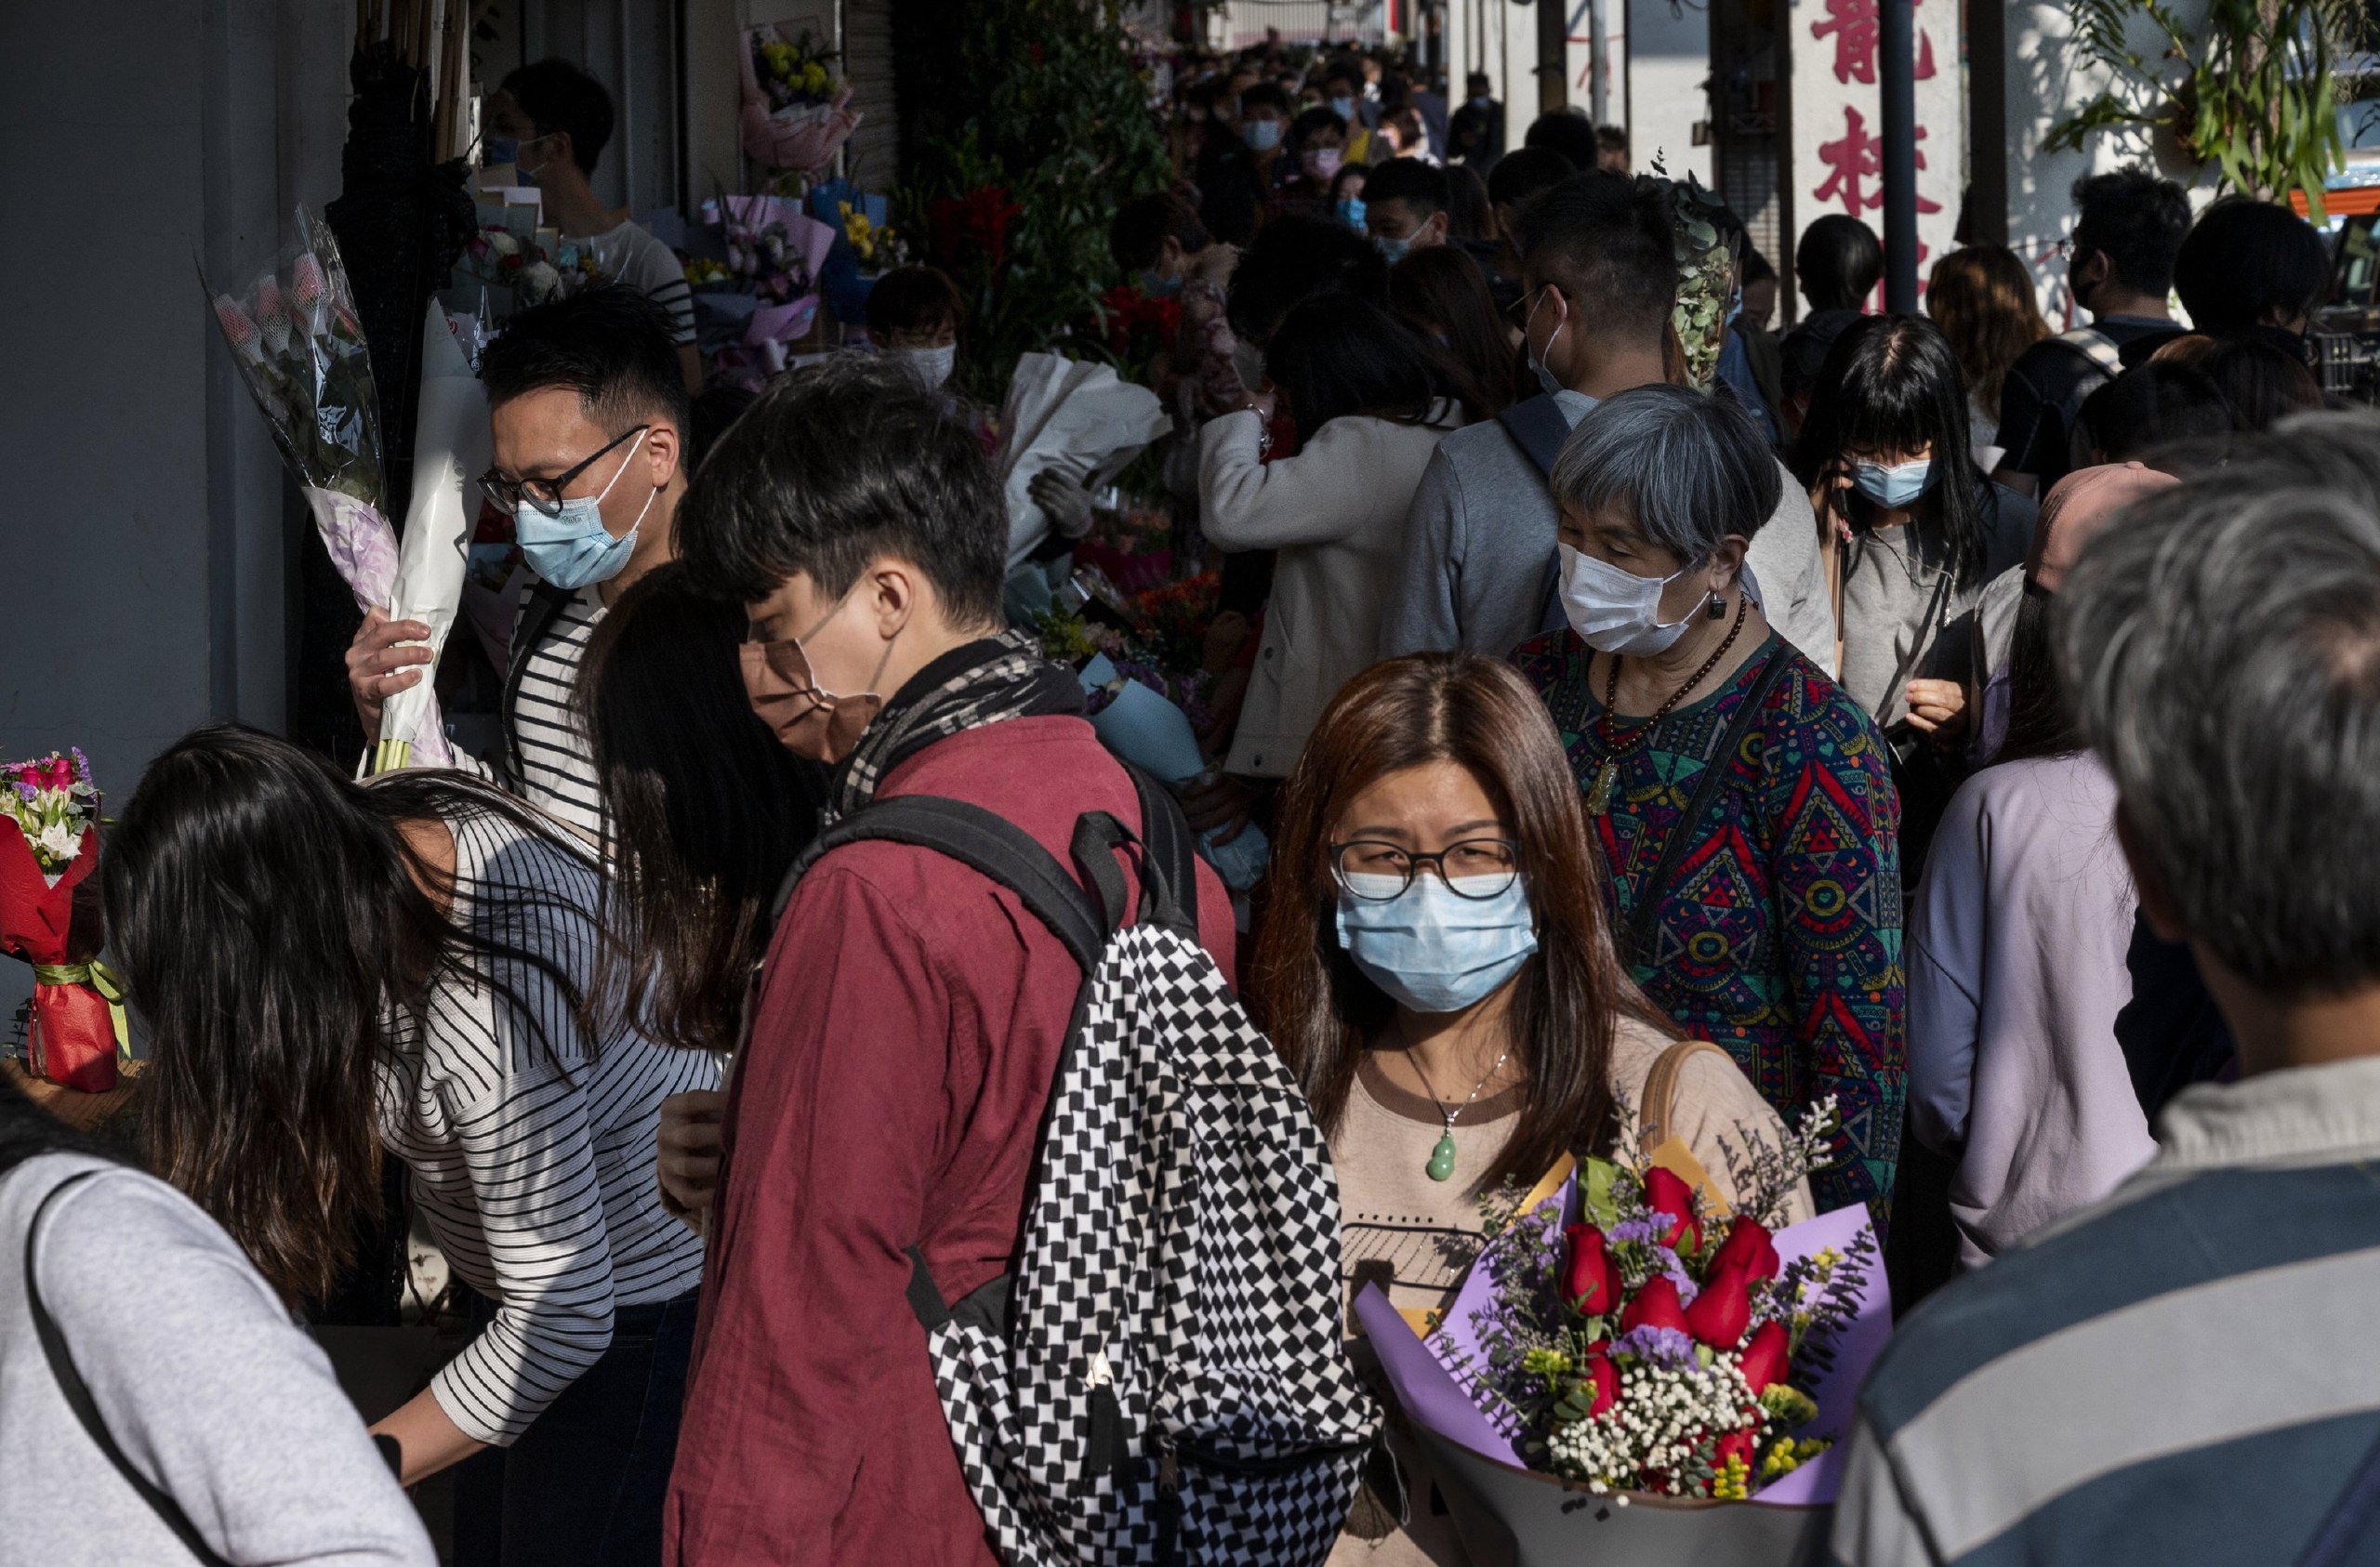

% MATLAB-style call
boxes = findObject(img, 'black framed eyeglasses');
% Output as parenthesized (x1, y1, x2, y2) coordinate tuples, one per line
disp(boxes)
(1330, 838, 1521, 901)
(478, 424, 650, 518)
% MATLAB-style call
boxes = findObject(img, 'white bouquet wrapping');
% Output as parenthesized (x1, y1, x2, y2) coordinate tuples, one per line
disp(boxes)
(996, 354, 1170, 571)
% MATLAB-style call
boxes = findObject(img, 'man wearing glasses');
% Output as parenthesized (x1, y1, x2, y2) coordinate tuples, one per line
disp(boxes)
(345, 285, 688, 836)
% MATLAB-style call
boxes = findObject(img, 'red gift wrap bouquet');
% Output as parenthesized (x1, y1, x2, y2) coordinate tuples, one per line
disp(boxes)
(2, 750, 123, 1092)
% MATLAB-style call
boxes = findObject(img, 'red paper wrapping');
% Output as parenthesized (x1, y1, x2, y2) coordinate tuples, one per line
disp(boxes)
(1, 822, 116, 1093)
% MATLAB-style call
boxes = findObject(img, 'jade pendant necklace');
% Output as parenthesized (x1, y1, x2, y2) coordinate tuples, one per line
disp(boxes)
(1407, 1043, 1514, 1182)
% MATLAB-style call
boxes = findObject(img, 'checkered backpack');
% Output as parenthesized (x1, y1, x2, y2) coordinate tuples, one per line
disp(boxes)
(779, 770, 1377, 1564)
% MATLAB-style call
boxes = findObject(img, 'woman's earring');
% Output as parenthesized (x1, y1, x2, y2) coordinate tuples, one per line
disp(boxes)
(1707, 591, 1726, 621)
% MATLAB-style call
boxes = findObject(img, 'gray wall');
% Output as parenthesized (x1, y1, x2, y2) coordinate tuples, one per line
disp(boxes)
(0, 0, 348, 1025)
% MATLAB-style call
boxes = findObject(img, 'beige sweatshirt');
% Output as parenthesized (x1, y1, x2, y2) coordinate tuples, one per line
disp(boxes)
(1329, 1015, 1815, 1567)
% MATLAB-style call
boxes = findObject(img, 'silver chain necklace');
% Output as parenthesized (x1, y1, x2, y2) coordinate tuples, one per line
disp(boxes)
(1407, 1043, 1513, 1183)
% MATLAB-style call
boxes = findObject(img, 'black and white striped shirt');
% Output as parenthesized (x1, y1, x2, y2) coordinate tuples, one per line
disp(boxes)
(376, 805, 714, 1446)
(449, 584, 607, 837)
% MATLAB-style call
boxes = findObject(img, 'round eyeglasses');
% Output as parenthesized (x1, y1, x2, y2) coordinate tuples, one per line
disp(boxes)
(1330, 838, 1521, 901)
(477, 424, 650, 519)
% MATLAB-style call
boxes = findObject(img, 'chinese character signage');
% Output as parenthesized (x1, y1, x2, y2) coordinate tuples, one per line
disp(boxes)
(1789, 0, 1962, 303)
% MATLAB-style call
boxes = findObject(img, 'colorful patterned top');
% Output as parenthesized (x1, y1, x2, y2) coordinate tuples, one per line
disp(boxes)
(1514, 629, 1907, 1220)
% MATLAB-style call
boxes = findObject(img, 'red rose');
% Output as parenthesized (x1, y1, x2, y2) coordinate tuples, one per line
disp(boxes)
(1738, 1319, 1791, 1395)
(1619, 1274, 1689, 1336)
(1563, 1224, 1612, 1315)
(1580, 1341, 1619, 1416)
(1684, 1261, 1752, 1350)
(1710, 1214, 1780, 1284)
(1643, 1166, 1700, 1252)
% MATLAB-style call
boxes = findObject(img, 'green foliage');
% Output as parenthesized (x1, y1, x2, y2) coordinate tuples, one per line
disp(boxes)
(2045, 0, 2365, 219)
(896, 0, 1171, 406)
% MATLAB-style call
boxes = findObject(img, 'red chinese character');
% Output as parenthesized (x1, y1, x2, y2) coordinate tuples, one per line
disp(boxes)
(1813, 0, 1937, 86)
(1813, 109, 1946, 218)
(1813, 107, 1883, 214)
(1811, 0, 1877, 84)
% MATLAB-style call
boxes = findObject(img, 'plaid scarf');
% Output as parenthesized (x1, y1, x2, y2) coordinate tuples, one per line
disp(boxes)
(827, 629, 1084, 822)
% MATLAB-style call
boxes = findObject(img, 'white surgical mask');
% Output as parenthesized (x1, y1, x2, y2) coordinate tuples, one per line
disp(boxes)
(889, 343, 957, 390)
(1245, 118, 1283, 151)
(1556, 543, 1698, 657)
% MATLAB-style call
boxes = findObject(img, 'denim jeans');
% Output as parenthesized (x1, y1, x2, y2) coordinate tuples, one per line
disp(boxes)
(452, 1289, 698, 1567)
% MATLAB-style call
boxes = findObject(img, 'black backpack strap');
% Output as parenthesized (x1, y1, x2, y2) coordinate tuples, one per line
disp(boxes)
(1622, 644, 1794, 968)
(1496, 392, 1572, 480)
(1125, 764, 1200, 934)
(770, 796, 1107, 971)
(25, 1170, 235, 1567)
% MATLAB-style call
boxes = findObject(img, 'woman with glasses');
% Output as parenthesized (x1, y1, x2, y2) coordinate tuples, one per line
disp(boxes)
(1248, 652, 1807, 1567)
(1512, 384, 1905, 1227)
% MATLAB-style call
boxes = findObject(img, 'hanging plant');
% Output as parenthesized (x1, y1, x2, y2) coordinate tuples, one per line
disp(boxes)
(2044, 0, 2370, 219)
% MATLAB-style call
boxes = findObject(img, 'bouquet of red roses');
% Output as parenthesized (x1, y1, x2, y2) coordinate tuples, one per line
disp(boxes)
(1356, 1100, 1890, 1562)
(1, 750, 123, 1093)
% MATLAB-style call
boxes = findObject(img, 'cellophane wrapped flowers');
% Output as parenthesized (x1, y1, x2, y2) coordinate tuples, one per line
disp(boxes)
(1453, 1100, 1876, 1499)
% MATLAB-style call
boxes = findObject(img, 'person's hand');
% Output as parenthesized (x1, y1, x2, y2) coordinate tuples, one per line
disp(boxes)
(1179, 771, 1255, 845)
(656, 1089, 725, 1228)
(1904, 679, 1968, 744)
(346, 608, 434, 733)
(1201, 610, 1252, 675)
(1192, 242, 1241, 287)
(1027, 467, 1098, 540)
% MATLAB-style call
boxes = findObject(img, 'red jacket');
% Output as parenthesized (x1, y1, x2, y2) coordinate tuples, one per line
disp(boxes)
(664, 717, 1236, 1564)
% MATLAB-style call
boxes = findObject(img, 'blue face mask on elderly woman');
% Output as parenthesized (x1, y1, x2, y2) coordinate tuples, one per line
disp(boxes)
(1335, 866, 1539, 1014)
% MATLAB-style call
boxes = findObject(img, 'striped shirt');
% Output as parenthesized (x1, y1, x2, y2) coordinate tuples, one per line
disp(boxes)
(1830, 1053, 2380, 1567)
(376, 804, 716, 1446)
(579, 219, 696, 347)
(448, 584, 607, 837)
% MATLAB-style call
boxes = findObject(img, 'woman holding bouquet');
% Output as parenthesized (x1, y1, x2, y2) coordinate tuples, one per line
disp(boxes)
(101, 728, 718, 1567)
(1247, 652, 1810, 1566)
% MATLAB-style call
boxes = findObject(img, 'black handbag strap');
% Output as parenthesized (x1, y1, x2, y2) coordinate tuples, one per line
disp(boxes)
(25, 1170, 235, 1567)
(1622, 643, 1793, 968)
(1496, 392, 1572, 480)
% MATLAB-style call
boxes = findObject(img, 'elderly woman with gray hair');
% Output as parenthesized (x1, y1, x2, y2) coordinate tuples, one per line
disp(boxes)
(1514, 384, 1908, 1222)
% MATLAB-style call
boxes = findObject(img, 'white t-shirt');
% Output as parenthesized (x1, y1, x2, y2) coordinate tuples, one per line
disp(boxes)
(575, 219, 695, 347)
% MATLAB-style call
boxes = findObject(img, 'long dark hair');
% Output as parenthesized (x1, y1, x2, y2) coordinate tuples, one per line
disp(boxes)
(1792, 313, 1995, 586)
(1264, 293, 1489, 433)
(578, 564, 827, 1052)
(1388, 244, 1517, 417)
(1248, 654, 1667, 1193)
(1996, 592, 2079, 761)
(101, 726, 601, 1304)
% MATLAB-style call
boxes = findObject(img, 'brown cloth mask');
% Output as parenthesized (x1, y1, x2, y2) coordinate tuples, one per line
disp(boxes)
(739, 635, 887, 763)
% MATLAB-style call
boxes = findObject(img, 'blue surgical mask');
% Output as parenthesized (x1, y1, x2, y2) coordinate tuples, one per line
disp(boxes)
(1469, 94, 1493, 109)
(1142, 269, 1185, 298)
(482, 134, 519, 167)
(1246, 118, 1284, 152)
(1338, 197, 1368, 233)
(1375, 234, 1411, 266)
(1330, 95, 1357, 121)
(513, 430, 654, 590)
(1336, 873, 1540, 1014)
(1852, 457, 1937, 508)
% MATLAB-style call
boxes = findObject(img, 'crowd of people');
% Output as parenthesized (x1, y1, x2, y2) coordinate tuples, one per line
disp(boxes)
(7, 31, 2380, 1567)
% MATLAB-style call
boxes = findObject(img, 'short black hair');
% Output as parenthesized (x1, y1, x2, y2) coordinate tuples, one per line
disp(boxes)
(1361, 158, 1450, 219)
(1288, 104, 1346, 153)
(2175, 198, 2334, 335)
(674, 355, 1006, 624)
(2078, 362, 2236, 461)
(1488, 145, 1575, 210)
(1796, 214, 1884, 311)
(500, 59, 615, 175)
(1321, 59, 1364, 89)
(865, 265, 965, 338)
(1444, 163, 1493, 242)
(1513, 171, 1676, 341)
(1111, 192, 1212, 273)
(480, 283, 690, 431)
(2202, 335, 2327, 431)
(1240, 81, 1293, 116)
(1595, 125, 1629, 159)
(1523, 109, 1601, 171)
(1226, 214, 1390, 342)
(1744, 248, 1778, 286)
(1265, 294, 1467, 430)
(2070, 167, 2191, 297)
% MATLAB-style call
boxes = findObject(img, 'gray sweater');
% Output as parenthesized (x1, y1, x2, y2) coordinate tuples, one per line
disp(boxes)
(0, 1152, 434, 1566)
(1837, 486, 2036, 731)
(1376, 388, 1839, 671)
